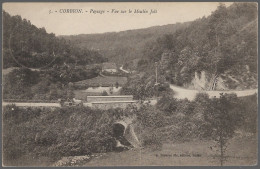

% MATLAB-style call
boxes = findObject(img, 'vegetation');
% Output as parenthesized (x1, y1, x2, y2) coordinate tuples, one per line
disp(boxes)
(74, 76, 127, 89)
(2, 106, 131, 166)
(2, 2, 257, 166)
(132, 93, 256, 166)
(63, 3, 257, 91)
(2, 93, 257, 166)
(3, 11, 107, 69)
(3, 11, 106, 100)
(121, 72, 172, 100)
(62, 22, 191, 65)
(142, 3, 257, 88)
(3, 65, 101, 100)
(200, 93, 244, 165)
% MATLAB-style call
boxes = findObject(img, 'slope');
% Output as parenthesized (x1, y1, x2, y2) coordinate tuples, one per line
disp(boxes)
(61, 22, 191, 64)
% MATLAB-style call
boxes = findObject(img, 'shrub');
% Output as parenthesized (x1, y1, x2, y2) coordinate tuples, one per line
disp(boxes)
(142, 128, 162, 150)
(2, 106, 120, 166)
(102, 90, 108, 96)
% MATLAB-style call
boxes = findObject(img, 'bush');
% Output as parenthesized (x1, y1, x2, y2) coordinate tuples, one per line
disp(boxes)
(102, 90, 108, 96)
(2, 106, 121, 166)
(142, 128, 162, 150)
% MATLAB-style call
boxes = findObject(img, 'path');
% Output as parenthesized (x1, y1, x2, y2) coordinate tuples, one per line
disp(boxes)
(2, 102, 61, 107)
(120, 65, 130, 73)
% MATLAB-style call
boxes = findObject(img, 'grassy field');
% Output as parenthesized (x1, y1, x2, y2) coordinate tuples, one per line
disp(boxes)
(74, 87, 122, 100)
(74, 75, 127, 87)
(83, 132, 257, 166)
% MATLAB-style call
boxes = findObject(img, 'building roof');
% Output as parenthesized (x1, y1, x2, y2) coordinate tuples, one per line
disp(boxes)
(103, 62, 117, 70)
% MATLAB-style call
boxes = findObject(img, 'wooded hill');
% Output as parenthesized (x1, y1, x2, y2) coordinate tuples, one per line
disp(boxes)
(61, 22, 191, 64)
(3, 11, 107, 69)
(2, 11, 107, 100)
(144, 2, 257, 89)
(64, 2, 257, 90)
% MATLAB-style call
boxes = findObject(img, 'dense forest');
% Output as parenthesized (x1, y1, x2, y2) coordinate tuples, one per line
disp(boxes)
(140, 3, 257, 88)
(3, 11, 106, 69)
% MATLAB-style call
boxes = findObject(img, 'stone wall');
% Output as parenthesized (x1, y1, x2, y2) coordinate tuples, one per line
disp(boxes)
(87, 95, 133, 102)
(91, 101, 137, 110)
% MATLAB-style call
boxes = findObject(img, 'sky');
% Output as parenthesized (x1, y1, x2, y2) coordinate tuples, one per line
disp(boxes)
(3, 2, 233, 36)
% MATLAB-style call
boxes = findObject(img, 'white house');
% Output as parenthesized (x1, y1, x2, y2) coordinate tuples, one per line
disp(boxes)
(102, 62, 117, 73)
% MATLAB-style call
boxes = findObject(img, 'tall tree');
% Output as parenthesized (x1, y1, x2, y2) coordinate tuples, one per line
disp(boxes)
(203, 93, 244, 165)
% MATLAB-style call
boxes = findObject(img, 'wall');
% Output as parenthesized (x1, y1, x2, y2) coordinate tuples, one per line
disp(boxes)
(87, 95, 133, 102)
(91, 101, 137, 110)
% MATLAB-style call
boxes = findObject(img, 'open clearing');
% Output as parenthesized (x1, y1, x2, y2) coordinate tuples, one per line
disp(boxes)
(74, 76, 127, 87)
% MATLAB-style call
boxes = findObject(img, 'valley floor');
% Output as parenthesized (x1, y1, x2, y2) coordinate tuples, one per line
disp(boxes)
(83, 133, 257, 166)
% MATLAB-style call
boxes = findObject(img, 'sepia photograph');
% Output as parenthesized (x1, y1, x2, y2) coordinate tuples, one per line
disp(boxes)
(1, 1, 258, 167)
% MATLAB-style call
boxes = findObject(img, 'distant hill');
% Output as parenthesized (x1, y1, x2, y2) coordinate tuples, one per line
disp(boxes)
(61, 22, 191, 64)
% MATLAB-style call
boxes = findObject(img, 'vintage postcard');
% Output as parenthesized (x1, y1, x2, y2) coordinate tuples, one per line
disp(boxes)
(2, 1, 258, 167)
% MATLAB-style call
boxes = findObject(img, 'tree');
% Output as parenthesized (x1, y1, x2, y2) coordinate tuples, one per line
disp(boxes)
(102, 91, 108, 96)
(115, 82, 119, 88)
(156, 94, 178, 114)
(109, 87, 114, 95)
(3, 68, 39, 99)
(203, 93, 244, 165)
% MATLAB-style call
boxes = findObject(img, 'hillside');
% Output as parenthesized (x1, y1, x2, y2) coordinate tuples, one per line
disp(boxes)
(62, 3, 257, 91)
(61, 22, 191, 64)
(149, 2, 258, 90)
(2, 11, 107, 101)
(123, 2, 258, 92)
(2, 11, 106, 69)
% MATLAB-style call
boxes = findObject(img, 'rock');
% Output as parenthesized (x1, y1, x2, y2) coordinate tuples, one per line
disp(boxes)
(53, 155, 91, 166)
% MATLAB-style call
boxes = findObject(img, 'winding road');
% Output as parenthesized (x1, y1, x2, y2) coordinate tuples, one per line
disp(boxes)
(2, 85, 257, 107)
(119, 65, 130, 73)
(169, 84, 257, 100)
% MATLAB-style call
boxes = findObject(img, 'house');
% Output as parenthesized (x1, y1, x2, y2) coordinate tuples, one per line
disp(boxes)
(102, 62, 117, 73)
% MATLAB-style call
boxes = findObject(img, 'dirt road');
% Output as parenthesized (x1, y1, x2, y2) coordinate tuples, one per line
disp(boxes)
(2, 102, 61, 107)
(2, 85, 257, 108)
(170, 84, 257, 101)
